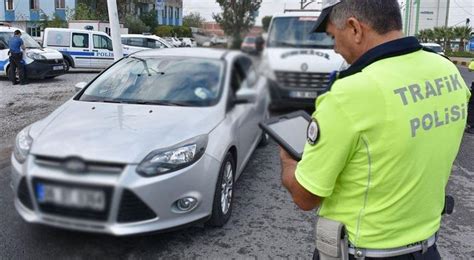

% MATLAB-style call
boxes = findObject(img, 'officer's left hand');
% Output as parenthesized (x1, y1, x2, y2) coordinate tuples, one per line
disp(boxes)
(279, 147, 297, 169)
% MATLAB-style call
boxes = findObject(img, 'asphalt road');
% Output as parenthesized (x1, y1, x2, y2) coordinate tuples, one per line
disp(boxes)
(0, 67, 473, 259)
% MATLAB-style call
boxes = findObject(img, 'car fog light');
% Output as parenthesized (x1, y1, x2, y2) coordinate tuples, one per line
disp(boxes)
(176, 197, 198, 212)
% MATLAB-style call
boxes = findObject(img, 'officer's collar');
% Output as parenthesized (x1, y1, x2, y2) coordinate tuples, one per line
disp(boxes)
(339, 36, 422, 80)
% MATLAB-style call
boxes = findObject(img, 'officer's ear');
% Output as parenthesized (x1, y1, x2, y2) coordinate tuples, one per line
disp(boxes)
(346, 17, 363, 44)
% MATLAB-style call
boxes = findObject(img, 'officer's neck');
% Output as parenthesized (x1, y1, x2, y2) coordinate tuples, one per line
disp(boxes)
(361, 30, 404, 56)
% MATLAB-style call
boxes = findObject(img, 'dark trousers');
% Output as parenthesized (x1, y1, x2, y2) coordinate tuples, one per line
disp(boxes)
(9, 52, 26, 84)
(313, 244, 441, 260)
(468, 84, 474, 127)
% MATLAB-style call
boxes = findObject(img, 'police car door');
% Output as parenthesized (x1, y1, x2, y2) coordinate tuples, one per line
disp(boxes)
(92, 34, 114, 69)
(70, 32, 91, 68)
(0, 34, 9, 75)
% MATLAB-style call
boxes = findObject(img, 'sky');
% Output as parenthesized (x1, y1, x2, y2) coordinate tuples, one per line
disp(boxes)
(183, 0, 474, 27)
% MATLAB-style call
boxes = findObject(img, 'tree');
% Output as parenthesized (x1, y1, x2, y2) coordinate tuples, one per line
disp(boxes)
(125, 14, 150, 34)
(39, 13, 67, 29)
(183, 12, 205, 28)
(213, 0, 261, 49)
(440, 26, 454, 51)
(453, 26, 472, 51)
(432, 27, 444, 45)
(155, 26, 174, 37)
(262, 16, 272, 32)
(140, 10, 158, 30)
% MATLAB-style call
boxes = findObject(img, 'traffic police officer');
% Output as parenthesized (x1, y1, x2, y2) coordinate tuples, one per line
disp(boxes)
(279, 0, 471, 259)
(8, 30, 26, 85)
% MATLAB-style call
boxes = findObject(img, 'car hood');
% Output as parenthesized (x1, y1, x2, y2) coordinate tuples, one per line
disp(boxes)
(27, 48, 64, 59)
(30, 101, 223, 164)
(264, 48, 344, 73)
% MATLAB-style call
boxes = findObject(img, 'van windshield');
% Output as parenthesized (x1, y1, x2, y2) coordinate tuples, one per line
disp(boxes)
(0, 32, 41, 49)
(268, 17, 334, 49)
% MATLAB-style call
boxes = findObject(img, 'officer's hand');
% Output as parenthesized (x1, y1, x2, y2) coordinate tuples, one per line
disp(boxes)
(279, 147, 297, 168)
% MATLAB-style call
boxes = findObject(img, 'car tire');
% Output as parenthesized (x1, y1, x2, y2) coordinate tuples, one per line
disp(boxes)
(207, 153, 235, 227)
(63, 59, 71, 72)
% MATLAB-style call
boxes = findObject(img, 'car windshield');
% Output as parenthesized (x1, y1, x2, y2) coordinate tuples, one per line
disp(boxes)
(268, 17, 334, 48)
(244, 37, 256, 43)
(79, 56, 224, 107)
(0, 32, 41, 48)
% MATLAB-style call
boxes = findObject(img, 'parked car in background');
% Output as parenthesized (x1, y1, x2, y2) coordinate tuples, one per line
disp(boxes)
(164, 37, 183, 47)
(241, 36, 257, 54)
(421, 43, 445, 55)
(11, 48, 270, 236)
(121, 34, 172, 53)
(43, 28, 125, 71)
(211, 36, 228, 45)
(180, 37, 197, 47)
(0, 26, 65, 79)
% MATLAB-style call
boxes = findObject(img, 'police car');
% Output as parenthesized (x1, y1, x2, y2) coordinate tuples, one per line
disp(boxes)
(121, 34, 173, 54)
(43, 28, 125, 71)
(0, 26, 65, 79)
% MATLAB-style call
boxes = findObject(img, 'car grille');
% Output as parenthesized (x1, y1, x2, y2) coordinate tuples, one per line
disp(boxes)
(35, 156, 125, 174)
(18, 178, 34, 210)
(275, 71, 331, 90)
(32, 178, 114, 221)
(36, 59, 64, 65)
(117, 189, 157, 223)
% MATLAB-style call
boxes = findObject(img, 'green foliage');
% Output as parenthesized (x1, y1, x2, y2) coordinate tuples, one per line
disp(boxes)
(416, 26, 472, 52)
(39, 13, 67, 29)
(446, 51, 474, 58)
(140, 11, 158, 30)
(213, 0, 261, 49)
(183, 12, 205, 28)
(155, 26, 174, 37)
(262, 16, 272, 32)
(154, 26, 193, 38)
(125, 15, 150, 34)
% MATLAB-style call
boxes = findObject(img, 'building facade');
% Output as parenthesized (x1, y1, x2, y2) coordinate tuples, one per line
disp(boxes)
(403, 0, 450, 36)
(0, 0, 76, 37)
(156, 0, 183, 26)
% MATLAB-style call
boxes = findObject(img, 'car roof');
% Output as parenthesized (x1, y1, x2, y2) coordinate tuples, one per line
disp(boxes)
(132, 48, 241, 60)
(44, 27, 107, 35)
(273, 11, 321, 18)
(0, 26, 24, 33)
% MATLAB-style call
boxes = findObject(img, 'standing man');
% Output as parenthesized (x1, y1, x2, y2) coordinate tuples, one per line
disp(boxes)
(8, 30, 26, 85)
(279, 0, 470, 259)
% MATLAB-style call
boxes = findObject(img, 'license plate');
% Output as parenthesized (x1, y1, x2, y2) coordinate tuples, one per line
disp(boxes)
(53, 65, 63, 71)
(36, 183, 106, 211)
(290, 91, 318, 99)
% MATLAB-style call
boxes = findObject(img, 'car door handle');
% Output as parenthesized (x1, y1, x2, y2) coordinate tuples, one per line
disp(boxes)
(83, 49, 89, 51)
(92, 50, 98, 52)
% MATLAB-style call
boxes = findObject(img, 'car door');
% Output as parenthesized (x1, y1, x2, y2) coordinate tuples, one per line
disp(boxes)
(70, 32, 91, 68)
(92, 34, 114, 69)
(227, 57, 256, 167)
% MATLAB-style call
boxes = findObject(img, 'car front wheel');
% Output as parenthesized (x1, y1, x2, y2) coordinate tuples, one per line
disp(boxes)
(207, 153, 235, 227)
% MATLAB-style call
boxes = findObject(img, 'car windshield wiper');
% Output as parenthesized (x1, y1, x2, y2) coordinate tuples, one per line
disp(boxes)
(129, 100, 194, 107)
(83, 99, 124, 104)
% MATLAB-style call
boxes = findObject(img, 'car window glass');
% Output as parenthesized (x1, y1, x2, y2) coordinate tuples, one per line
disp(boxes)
(93, 34, 112, 49)
(47, 31, 70, 47)
(72, 33, 88, 48)
(146, 39, 160, 48)
(79, 57, 225, 107)
(121, 38, 128, 44)
(127, 37, 145, 47)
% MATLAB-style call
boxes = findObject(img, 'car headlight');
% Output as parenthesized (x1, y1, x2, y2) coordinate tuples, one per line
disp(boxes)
(13, 126, 33, 164)
(136, 135, 208, 177)
(26, 52, 46, 60)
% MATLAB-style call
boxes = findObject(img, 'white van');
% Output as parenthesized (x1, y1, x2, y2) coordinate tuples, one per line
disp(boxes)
(43, 28, 125, 70)
(0, 26, 65, 79)
(121, 34, 172, 54)
(260, 12, 346, 110)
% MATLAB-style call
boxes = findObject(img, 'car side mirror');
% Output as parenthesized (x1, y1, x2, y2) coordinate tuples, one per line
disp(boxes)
(234, 88, 257, 105)
(75, 82, 88, 92)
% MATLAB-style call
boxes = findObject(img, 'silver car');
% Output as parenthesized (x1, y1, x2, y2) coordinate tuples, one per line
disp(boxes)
(11, 48, 270, 235)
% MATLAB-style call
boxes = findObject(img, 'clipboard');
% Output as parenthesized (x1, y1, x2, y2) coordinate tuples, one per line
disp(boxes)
(259, 111, 312, 161)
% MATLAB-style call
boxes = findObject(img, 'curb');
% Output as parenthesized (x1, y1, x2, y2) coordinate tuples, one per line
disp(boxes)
(451, 60, 469, 67)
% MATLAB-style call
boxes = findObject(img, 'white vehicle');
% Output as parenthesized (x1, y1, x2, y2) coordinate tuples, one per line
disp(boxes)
(421, 43, 445, 55)
(121, 34, 173, 54)
(180, 37, 197, 47)
(43, 28, 126, 71)
(0, 26, 65, 79)
(260, 12, 346, 109)
(165, 37, 182, 47)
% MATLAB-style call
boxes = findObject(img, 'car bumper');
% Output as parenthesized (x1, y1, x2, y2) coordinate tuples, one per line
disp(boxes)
(268, 79, 325, 110)
(26, 60, 66, 79)
(11, 153, 221, 236)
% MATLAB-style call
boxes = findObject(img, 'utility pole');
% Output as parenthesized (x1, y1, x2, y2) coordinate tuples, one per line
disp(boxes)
(107, 0, 123, 61)
(444, 0, 450, 28)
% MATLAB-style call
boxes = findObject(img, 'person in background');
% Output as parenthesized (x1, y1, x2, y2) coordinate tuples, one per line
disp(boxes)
(8, 30, 27, 85)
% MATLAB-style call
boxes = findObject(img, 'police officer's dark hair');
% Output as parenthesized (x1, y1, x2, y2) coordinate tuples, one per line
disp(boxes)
(14, 30, 21, 35)
(330, 0, 403, 35)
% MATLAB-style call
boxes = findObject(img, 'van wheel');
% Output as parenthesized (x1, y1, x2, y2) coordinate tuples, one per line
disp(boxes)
(63, 59, 71, 72)
(207, 153, 235, 227)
